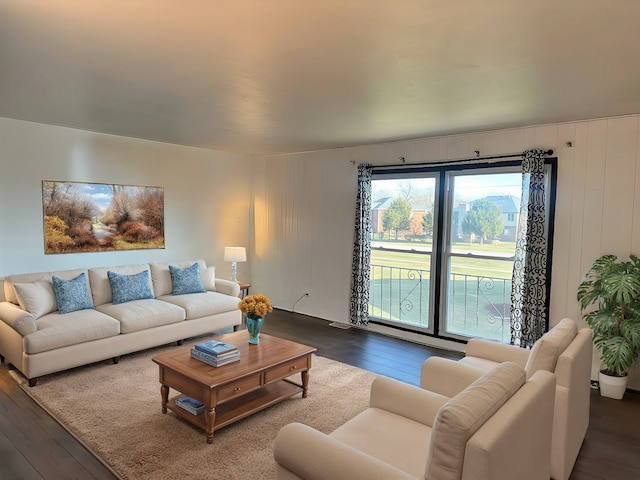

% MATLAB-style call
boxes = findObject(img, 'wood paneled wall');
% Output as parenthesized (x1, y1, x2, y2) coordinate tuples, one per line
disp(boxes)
(252, 114, 640, 387)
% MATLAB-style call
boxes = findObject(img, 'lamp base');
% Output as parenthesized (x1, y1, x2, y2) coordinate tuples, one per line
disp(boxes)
(230, 261, 238, 283)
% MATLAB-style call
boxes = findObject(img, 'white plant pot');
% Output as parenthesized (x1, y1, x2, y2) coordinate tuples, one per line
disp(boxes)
(598, 370, 628, 399)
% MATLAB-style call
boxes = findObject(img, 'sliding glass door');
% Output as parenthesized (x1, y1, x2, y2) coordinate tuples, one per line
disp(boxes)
(442, 170, 521, 342)
(368, 162, 553, 342)
(369, 175, 438, 333)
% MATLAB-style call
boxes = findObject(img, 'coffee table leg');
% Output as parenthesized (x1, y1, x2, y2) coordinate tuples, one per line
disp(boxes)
(301, 370, 310, 398)
(204, 407, 216, 444)
(161, 385, 169, 413)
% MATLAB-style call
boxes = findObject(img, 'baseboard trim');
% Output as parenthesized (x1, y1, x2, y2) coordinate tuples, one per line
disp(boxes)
(329, 322, 351, 330)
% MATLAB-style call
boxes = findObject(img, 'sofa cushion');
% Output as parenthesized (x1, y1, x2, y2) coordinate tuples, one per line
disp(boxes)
(330, 408, 434, 478)
(149, 260, 208, 297)
(24, 309, 120, 354)
(52, 273, 95, 314)
(458, 356, 505, 372)
(107, 270, 155, 305)
(425, 362, 526, 480)
(96, 299, 185, 334)
(88, 264, 153, 307)
(524, 317, 578, 378)
(169, 262, 206, 295)
(157, 291, 239, 320)
(13, 280, 57, 319)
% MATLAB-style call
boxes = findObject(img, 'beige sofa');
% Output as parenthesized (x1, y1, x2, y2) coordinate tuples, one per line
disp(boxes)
(273, 362, 556, 480)
(421, 317, 593, 480)
(0, 259, 242, 386)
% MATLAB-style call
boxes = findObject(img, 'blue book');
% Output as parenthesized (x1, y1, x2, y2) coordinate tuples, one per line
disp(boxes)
(191, 348, 241, 367)
(177, 396, 204, 409)
(176, 396, 205, 415)
(194, 340, 237, 356)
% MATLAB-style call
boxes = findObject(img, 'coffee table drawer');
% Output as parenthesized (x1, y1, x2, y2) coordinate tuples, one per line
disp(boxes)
(219, 373, 262, 401)
(265, 357, 309, 383)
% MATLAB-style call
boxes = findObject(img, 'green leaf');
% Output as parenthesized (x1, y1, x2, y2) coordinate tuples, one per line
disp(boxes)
(620, 319, 640, 348)
(595, 336, 636, 376)
(603, 272, 640, 306)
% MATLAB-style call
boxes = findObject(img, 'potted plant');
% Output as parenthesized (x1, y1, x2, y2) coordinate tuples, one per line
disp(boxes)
(577, 254, 640, 399)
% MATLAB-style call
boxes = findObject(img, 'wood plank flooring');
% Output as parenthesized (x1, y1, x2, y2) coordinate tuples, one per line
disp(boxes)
(1, 309, 639, 479)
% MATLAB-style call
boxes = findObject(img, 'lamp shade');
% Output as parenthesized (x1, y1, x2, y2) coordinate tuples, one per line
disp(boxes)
(224, 246, 246, 263)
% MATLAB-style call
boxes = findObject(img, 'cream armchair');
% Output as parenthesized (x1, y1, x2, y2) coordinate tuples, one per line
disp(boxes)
(421, 317, 593, 480)
(273, 362, 555, 480)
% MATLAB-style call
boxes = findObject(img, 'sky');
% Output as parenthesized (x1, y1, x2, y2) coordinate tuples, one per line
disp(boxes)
(75, 182, 113, 211)
(372, 172, 522, 204)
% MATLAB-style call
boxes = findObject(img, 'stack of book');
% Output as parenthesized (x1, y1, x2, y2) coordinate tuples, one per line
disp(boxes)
(176, 396, 205, 415)
(191, 339, 240, 367)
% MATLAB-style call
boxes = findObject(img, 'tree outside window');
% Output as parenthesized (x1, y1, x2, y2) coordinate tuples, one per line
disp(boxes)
(422, 210, 434, 238)
(461, 198, 503, 244)
(382, 198, 412, 239)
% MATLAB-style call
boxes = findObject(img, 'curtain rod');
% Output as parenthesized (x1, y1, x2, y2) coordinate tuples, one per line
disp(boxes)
(367, 149, 554, 170)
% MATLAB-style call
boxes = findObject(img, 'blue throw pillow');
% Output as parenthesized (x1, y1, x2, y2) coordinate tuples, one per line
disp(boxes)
(169, 262, 206, 295)
(107, 270, 155, 305)
(52, 273, 95, 314)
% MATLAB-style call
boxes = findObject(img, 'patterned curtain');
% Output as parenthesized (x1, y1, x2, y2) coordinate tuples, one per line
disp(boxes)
(510, 150, 548, 347)
(350, 164, 373, 326)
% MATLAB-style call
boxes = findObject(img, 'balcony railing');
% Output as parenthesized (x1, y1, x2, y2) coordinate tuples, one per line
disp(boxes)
(369, 264, 429, 327)
(369, 264, 512, 342)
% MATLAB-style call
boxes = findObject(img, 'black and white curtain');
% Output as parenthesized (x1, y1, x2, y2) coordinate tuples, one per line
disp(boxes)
(349, 164, 373, 326)
(510, 149, 549, 348)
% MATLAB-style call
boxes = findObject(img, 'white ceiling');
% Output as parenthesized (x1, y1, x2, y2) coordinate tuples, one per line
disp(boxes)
(1, 0, 639, 155)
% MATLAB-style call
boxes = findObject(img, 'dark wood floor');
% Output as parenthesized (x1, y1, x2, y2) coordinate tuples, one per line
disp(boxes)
(1, 309, 639, 479)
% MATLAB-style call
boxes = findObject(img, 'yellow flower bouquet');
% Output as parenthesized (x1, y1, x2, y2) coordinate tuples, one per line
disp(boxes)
(238, 294, 273, 320)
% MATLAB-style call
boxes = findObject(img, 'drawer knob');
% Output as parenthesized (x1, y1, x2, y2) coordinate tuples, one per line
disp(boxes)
(289, 365, 297, 371)
(234, 387, 241, 391)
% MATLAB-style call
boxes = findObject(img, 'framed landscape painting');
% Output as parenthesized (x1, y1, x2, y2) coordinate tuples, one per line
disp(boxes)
(42, 180, 165, 254)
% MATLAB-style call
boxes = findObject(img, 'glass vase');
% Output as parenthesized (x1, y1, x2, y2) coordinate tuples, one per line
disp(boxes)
(246, 315, 264, 344)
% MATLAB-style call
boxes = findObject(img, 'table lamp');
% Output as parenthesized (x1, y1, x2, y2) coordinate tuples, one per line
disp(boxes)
(224, 247, 246, 283)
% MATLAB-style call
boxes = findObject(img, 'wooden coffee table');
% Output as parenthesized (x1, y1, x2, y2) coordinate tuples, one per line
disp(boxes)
(152, 330, 317, 443)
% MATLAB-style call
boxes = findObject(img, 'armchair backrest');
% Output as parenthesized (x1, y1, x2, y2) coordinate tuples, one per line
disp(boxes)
(524, 317, 578, 379)
(462, 369, 556, 480)
(425, 362, 526, 480)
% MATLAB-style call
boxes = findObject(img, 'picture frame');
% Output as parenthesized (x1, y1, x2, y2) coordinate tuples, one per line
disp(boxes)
(42, 180, 165, 254)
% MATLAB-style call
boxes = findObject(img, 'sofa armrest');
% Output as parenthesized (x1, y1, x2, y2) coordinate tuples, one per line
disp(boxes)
(420, 357, 487, 397)
(273, 422, 415, 480)
(0, 302, 37, 335)
(214, 279, 241, 298)
(369, 376, 448, 426)
(465, 339, 530, 367)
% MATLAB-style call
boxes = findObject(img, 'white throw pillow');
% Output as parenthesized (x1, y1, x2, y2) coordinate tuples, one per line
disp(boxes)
(13, 280, 58, 319)
(202, 266, 216, 291)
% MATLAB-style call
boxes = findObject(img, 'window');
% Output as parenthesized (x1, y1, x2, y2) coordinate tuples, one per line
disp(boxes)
(368, 160, 555, 342)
